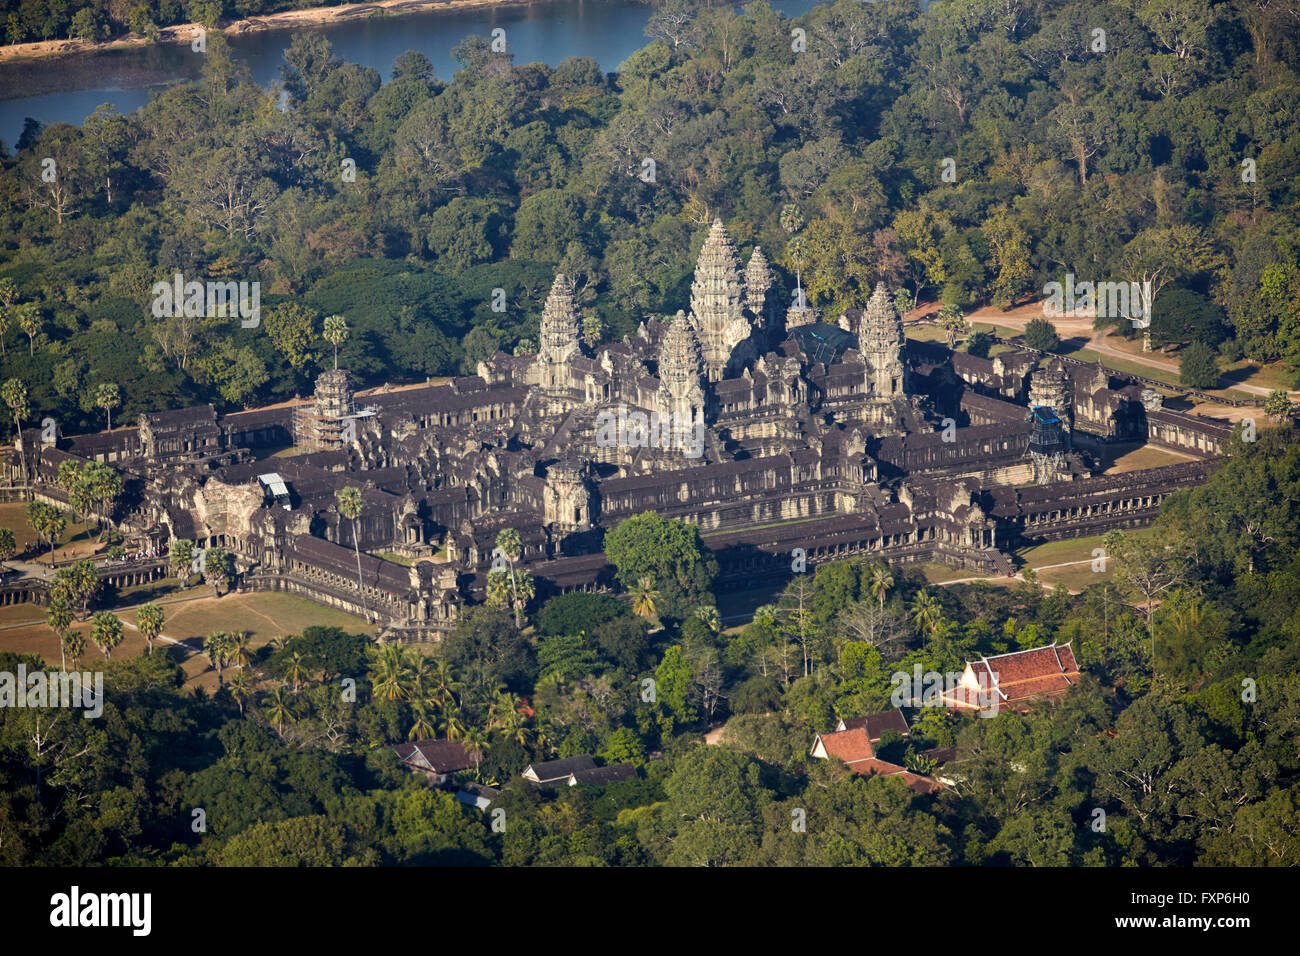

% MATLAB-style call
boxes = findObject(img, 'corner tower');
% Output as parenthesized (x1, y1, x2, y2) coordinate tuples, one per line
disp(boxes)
(657, 310, 708, 453)
(537, 274, 581, 406)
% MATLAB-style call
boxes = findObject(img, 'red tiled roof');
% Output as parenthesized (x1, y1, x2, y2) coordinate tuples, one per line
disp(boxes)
(839, 709, 909, 741)
(845, 758, 941, 794)
(813, 727, 875, 763)
(943, 642, 1080, 709)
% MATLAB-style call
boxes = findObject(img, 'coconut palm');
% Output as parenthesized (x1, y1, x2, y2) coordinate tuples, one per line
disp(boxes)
(870, 565, 894, 611)
(227, 631, 253, 670)
(284, 651, 309, 693)
(428, 659, 462, 711)
(461, 726, 489, 778)
(228, 669, 255, 717)
(489, 688, 522, 729)
(909, 589, 944, 639)
(337, 486, 370, 621)
(630, 576, 659, 620)
(437, 707, 466, 741)
(46, 597, 74, 672)
(371, 643, 412, 701)
(90, 611, 124, 661)
(135, 602, 165, 655)
(409, 699, 437, 741)
(262, 686, 295, 736)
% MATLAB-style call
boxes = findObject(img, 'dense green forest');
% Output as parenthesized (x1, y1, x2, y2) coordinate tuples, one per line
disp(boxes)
(1, 423, 1297, 865)
(1, 0, 1298, 436)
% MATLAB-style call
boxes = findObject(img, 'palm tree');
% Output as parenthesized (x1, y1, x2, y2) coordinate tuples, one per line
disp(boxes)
(284, 651, 309, 693)
(461, 726, 489, 778)
(870, 565, 894, 611)
(169, 538, 195, 583)
(203, 547, 233, 597)
(61, 630, 85, 670)
(495, 528, 524, 628)
(630, 576, 659, 621)
(63, 559, 99, 618)
(16, 303, 41, 356)
(486, 569, 511, 609)
(227, 631, 252, 670)
(90, 611, 124, 661)
(409, 700, 437, 741)
(429, 659, 461, 711)
(371, 643, 412, 701)
(909, 589, 944, 639)
(262, 686, 295, 736)
(2, 378, 30, 496)
(489, 688, 522, 729)
(512, 569, 536, 627)
(46, 597, 74, 672)
(228, 669, 255, 717)
(204, 632, 232, 687)
(694, 605, 721, 633)
(437, 707, 466, 741)
(322, 315, 348, 370)
(95, 382, 120, 431)
(337, 486, 370, 622)
(135, 602, 165, 655)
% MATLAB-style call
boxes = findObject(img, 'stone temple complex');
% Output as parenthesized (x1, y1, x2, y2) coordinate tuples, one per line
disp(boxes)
(3, 221, 1236, 639)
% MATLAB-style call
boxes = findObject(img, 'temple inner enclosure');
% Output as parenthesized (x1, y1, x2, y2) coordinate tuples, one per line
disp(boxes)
(6, 222, 1235, 639)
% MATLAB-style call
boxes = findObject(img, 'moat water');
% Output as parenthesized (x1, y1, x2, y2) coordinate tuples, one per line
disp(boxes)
(0, 0, 826, 146)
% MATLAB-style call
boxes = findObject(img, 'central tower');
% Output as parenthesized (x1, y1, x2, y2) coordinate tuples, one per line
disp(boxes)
(690, 220, 747, 382)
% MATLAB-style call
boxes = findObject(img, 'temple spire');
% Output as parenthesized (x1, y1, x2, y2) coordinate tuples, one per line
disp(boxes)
(539, 273, 580, 366)
(690, 220, 746, 381)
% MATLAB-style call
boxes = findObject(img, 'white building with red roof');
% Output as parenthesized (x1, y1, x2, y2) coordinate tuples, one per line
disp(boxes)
(941, 641, 1080, 712)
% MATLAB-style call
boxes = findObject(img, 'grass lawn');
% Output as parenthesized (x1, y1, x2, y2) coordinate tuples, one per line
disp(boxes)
(1220, 360, 1296, 393)
(1103, 444, 1195, 474)
(969, 321, 1027, 341)
(159, 591, 375, 644)
(0, 590, 375, 691)
(0, 501, 105, 564)
(917, 562, 992, 584)
(376, 551, 413, 567)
